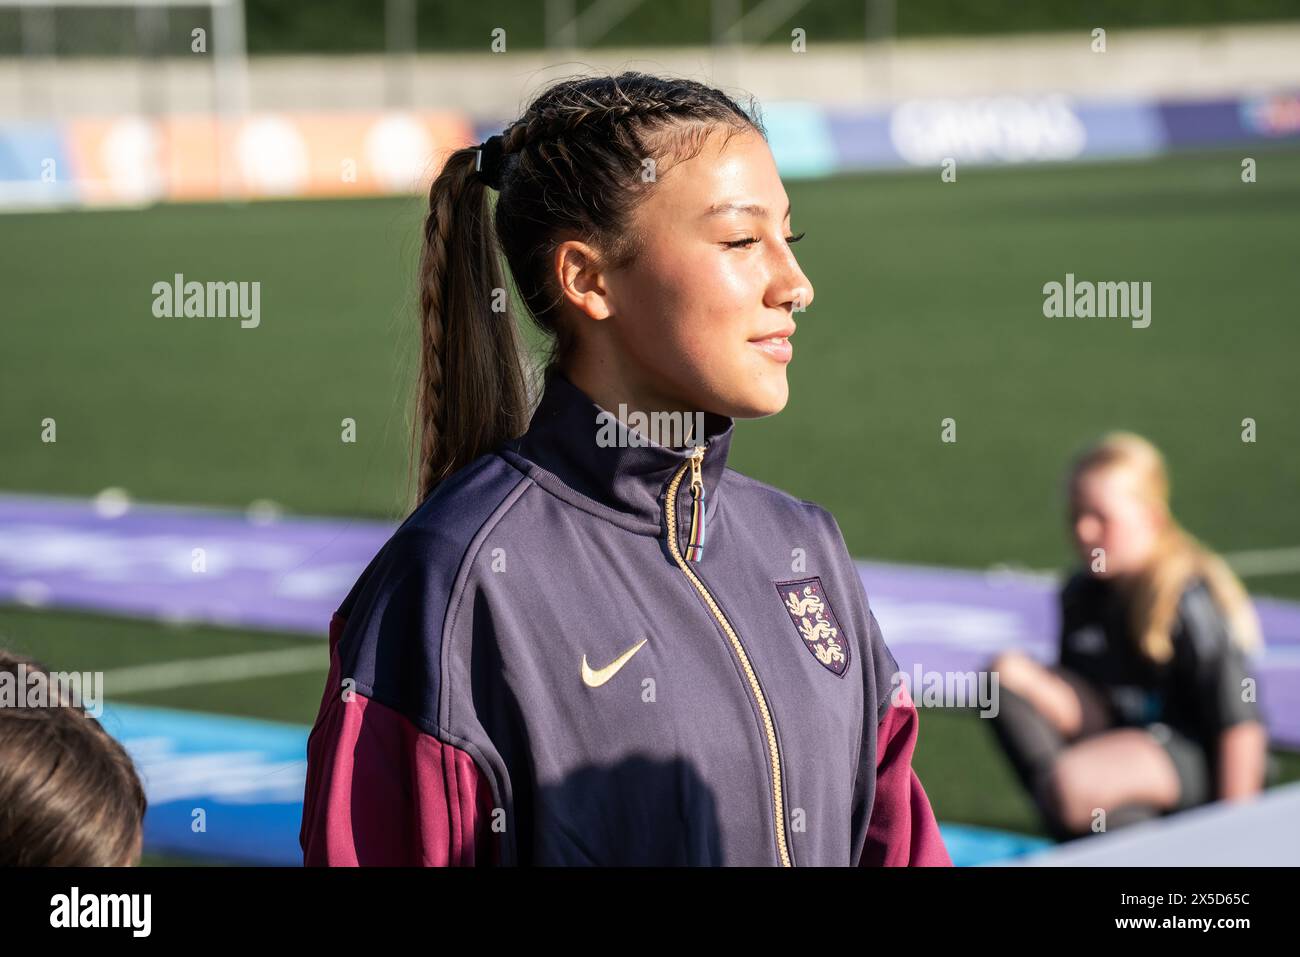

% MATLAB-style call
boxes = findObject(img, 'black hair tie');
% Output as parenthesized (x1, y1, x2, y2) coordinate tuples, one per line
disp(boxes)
(474, 134, 506, 190)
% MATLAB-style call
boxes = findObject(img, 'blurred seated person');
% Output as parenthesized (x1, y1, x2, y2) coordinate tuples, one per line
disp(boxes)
(985, 433, 1269, 841)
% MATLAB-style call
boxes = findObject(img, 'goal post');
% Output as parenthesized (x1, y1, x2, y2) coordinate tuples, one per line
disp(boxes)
(0, 0, 247, 203)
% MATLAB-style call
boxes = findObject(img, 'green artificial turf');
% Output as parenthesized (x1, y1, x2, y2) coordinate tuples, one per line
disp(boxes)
(2, 146, 1298, 855)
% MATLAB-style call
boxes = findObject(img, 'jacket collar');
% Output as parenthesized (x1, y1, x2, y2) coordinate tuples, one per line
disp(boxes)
(503, 370, 734, 536)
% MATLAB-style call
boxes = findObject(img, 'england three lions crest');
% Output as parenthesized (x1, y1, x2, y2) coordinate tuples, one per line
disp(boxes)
(775, 577, 849, 677)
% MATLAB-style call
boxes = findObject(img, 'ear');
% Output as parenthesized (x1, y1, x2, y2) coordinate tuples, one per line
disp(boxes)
(553, 238, 613, 322)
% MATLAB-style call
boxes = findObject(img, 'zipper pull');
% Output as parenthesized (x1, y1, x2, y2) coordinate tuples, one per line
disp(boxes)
(685, 444, 707, 562)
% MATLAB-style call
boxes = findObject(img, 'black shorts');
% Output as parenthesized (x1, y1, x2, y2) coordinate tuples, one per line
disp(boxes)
(1143, 722, 1213, 811)
(1052, 667, 1216, 810)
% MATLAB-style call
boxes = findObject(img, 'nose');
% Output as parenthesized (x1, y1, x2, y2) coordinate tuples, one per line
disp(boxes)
(789, 260, 814, 312)
(791, 280, 813, 313)
(769, 248, 814, 314)
(1075, 515, 1102, 546)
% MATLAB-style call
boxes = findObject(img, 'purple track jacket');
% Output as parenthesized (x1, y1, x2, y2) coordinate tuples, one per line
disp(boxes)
(301, 371, 951, 866)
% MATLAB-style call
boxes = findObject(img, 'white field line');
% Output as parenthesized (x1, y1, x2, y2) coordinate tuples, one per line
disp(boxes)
(1221, 547, 1300, 579)
(1016, 547, 1300, 581)
(98, 550, 1300, 696)
(103, 646, 326, 696)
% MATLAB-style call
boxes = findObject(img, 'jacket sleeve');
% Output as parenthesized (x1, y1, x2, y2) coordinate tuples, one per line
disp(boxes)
(860, 678, 952, 866)
(300, 612, 501, 866)
(815, 504, 951, 867)
(858, 608, 952, 867)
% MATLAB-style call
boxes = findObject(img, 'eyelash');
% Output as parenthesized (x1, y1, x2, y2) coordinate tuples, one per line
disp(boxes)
(724, 231, 806, 249)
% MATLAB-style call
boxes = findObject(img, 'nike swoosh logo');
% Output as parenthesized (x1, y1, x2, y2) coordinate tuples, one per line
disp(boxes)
(581, 638, 648, 688)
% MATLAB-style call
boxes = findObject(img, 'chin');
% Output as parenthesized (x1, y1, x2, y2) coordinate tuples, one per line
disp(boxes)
(692, 362, 790, 419)
(733, 377, 789, 418)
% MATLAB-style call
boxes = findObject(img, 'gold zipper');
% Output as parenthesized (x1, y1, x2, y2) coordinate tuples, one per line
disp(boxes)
(685, 446, 706, 561)
(665, 448, 792, 867)
(689, 445, 704, 495)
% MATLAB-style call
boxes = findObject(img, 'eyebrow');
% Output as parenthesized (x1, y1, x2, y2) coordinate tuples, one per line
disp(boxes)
(703, 201, 792, 221)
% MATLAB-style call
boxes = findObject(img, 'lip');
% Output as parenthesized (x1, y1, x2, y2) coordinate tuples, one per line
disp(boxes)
(748, 324, 796, 342)
(749, 336, 793, 364)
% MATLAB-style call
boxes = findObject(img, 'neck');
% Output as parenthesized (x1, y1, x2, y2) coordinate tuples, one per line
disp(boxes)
(561, 361, 702, 450)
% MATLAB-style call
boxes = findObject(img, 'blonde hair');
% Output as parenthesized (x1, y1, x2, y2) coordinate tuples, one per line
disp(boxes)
(1068, 432, 1263, 664)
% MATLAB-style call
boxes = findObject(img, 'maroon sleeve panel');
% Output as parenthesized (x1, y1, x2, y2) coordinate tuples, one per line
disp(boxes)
(301, 613, 499, 866)
(860, 683, 952, 867)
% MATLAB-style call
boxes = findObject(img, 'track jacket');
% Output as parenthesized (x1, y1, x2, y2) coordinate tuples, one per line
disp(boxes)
(300, 371, 950, 866)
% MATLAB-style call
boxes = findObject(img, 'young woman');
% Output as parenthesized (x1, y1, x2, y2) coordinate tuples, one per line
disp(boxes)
(987, 433, 1269, 841)
(300, 72, 949, 866)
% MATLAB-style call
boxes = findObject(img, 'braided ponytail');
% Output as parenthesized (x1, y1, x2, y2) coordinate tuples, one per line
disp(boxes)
(410, 72, 762, 507)
(410, 145, 529, 505)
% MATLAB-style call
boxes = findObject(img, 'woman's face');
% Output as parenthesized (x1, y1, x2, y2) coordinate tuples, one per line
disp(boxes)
(1069, 465, 1164, 577)
(568, 125, 814, 421)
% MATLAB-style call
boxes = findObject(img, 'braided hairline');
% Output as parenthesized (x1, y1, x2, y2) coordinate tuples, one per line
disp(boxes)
(498, 82, 748, 162)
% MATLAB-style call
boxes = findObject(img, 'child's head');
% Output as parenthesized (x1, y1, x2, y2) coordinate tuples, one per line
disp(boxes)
(413, 71, 813, 501)
(1064, 433, 1261, 662)
(0, 649, 146, 866)
(1067, 431, 1171, 578)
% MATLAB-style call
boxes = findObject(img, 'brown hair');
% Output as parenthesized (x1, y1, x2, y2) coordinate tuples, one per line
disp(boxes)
(1067, 432, 1263, 664)
(0, 649, 146, 866)
(410, 71, 764, 505)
